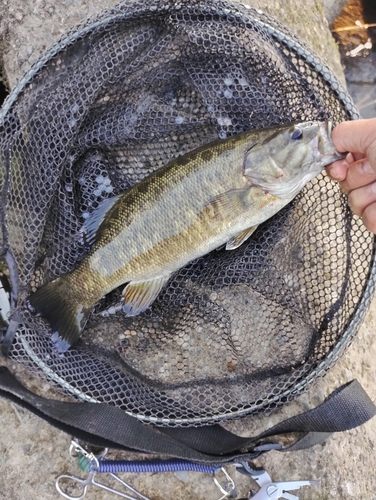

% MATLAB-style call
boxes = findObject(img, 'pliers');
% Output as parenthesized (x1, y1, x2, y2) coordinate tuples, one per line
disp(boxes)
(235, 461, 320, 499)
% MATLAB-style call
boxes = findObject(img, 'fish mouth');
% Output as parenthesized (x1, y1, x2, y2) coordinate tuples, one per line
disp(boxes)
(324, 120, 348, 160)
(332, 150, 347, 161)
(314, 121, 347, 165)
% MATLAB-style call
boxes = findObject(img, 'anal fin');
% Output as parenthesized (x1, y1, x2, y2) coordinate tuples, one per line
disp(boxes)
(122, 274, 172, 316)
(225, 226, 258, 250)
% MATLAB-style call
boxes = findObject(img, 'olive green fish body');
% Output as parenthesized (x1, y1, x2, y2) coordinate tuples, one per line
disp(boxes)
(82, 134, 276, 284)
(28, 121, 343, 352)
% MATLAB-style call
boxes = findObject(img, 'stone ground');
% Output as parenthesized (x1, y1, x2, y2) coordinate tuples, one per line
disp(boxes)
(1, 1, 376, 499)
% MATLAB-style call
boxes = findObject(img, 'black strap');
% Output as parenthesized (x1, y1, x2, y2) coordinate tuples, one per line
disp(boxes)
(0, 365, 375, 463)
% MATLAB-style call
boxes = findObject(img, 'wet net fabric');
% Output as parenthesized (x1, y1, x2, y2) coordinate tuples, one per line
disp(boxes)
(0, 0, 375, 426)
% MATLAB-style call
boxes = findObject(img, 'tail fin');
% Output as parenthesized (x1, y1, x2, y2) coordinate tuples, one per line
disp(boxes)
(28, 276, 91, 353)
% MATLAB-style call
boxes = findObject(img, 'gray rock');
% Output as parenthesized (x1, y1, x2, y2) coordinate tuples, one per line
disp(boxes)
(322, 0, 347, 26)
(344, 53, 376, 84)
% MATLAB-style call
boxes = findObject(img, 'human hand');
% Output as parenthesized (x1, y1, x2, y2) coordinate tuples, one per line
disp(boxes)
(326, 118, 376, 233)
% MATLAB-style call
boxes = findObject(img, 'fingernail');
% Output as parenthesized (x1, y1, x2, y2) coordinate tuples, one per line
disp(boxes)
(370, 181, 376, 194)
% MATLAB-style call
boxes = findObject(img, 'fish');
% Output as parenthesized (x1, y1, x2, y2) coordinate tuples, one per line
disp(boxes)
(28, 120, 344, 352)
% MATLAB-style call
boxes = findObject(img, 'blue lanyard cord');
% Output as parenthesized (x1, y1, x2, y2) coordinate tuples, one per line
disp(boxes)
(92, 458, 221, 475)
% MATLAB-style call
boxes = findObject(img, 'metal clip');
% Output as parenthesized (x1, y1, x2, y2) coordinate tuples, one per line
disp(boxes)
(56, 440, 150, 500)
(235, 461, 320, 500)
(68, 440, 102, 472)
(213, 467, 236, 499)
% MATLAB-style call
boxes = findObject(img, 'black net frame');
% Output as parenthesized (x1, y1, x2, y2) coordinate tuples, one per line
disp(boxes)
(0, 0, 375, 427)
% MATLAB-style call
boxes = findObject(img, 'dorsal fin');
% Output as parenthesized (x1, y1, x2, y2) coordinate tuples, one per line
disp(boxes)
(81, 194, 122, 246)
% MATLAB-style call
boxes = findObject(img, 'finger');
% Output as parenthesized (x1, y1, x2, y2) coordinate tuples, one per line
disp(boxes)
(341, 159, 376, 194)
(326, 159, 349, 181)
(347, 181, 376, 217)
(332, 119, 376, 167)
(325, 152, 357, 182)
(362, 202, 376, 234)
(352, 152, 366, 162)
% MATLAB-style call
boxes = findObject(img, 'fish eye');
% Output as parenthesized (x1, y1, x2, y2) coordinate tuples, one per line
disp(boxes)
(291, 128, 303, 140)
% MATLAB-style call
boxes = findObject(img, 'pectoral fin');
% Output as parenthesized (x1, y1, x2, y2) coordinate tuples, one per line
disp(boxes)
(208, 187, 257, 220)
(122, 274, 172, 316)
(226, 226, 258, 250)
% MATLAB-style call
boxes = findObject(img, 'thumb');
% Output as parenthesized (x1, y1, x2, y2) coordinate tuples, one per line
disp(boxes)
(332, 119, 376, 171)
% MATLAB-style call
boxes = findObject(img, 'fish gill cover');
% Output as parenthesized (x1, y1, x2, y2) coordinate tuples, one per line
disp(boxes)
(0, 0, 374, 426)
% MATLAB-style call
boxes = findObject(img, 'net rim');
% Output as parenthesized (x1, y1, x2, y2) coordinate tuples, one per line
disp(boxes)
(1, 0, 375, 426)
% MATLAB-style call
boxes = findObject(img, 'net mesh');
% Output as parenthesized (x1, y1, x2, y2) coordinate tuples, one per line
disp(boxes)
(0, 0, 375, 426)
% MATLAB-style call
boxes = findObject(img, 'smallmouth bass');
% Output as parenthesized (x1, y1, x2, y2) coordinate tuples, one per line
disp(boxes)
(29, 121, 344, 352)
